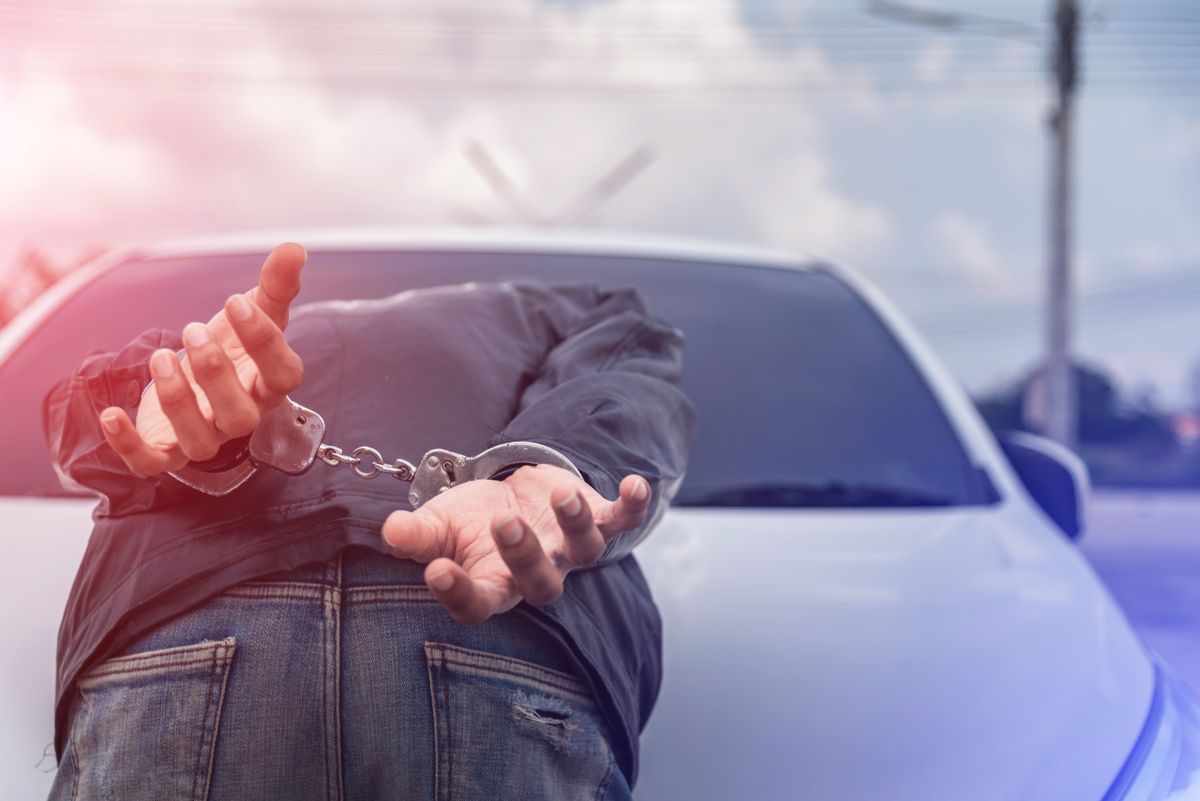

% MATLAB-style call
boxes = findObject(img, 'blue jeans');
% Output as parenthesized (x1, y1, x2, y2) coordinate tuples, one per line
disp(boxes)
(49, 546, 631, 800)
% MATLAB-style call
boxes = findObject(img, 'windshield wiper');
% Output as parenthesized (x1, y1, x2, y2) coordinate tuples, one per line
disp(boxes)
(673, 481, 955, 508)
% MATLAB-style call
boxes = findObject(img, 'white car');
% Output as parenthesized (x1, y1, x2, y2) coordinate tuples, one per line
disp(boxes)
(2, 229, 1197, 800)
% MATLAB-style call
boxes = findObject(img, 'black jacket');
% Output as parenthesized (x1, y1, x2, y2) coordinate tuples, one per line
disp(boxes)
(42, 281, 696, 784)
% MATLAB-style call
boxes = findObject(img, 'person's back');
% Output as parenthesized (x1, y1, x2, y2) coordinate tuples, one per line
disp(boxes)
(43, 244, 695, 799)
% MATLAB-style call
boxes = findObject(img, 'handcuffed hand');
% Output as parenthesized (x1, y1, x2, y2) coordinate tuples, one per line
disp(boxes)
(381, 464, 652, 623)
(98, 243, 307, 477)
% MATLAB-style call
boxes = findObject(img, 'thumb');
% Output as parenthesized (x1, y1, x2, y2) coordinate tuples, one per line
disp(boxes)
(381, 506, 452, 563)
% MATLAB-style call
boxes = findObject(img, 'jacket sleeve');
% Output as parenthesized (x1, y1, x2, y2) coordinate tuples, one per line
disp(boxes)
(41, 328, 185, 517)
(486, 284, 697, 563)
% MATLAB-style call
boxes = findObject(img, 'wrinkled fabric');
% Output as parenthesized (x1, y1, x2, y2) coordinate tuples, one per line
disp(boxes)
(42, 281, 696, 785)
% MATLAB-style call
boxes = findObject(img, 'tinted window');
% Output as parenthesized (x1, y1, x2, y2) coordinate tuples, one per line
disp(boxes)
(0, 250, 994, 506)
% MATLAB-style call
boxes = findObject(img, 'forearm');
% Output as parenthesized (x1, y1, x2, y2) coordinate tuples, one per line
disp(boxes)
(42, 329, 182, 515)
(488, 287, 696, 561)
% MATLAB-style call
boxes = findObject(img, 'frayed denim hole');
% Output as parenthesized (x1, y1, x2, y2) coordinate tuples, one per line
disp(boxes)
(510, 690, 581, 753)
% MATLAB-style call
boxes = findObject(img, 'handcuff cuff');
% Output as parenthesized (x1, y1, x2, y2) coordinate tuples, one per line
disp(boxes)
(163, 396, 581, 507)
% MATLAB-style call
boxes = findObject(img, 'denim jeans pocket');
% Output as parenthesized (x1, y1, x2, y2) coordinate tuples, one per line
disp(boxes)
(55, 637, 237, 801)
(423, 641, 616, 801)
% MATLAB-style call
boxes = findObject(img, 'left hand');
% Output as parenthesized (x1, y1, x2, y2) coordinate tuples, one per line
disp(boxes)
(380, 465, 652, 624)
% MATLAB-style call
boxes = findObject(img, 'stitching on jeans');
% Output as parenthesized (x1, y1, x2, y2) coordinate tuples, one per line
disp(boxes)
(335, 556, 346, 801)
(326, 557, 344, 801)
(343, 597, 440, 608)
(81, 657, 224, 682)
(67, 691, 86, 801)
(188, 643, 219, 801)
(199, 641, 233, 801)
(235, 580, 327, 590)
(430, 643, 586, 692)
(221, 589, 325, 603)
(441, 649, 454, 800)
(321, 584, 332, 801)
(594, 749, 615, 801)
(424, 645, 443, 801)
(85, 640, 230, 672)
(227, 580, 328, 593)
(344, 586, 434, 602)
(433, 642, 580, 683)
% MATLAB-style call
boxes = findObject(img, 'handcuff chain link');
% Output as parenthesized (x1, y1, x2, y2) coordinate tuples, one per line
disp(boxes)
(316, 443, 416, 482)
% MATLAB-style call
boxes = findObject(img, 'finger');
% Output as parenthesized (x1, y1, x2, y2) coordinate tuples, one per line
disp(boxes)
(425, 558, 508, 625)
(552, 487, 606, 566)
(224, 294, 304, 405)
(248, 242, 305, 331)
(182, 323, 261, 438)
(149, 349, 222, 461)
(381, 507, 451, 563)
(99, 407, 178, 477)
(492, 514, 563, 606)
(595, 474, 652, 541)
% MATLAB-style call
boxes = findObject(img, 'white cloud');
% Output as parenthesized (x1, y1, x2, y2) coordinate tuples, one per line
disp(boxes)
(914, 41, 955, 84)
(0, 0, 890, 267)
(1160, 117, 1200, 166)
(932, 212, 1007, 289)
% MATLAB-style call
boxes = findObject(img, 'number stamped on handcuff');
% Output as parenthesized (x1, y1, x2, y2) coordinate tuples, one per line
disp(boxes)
(168, 397, 580, 506)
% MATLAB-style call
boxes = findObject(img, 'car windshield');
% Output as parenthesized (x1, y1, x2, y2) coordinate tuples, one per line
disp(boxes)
(0, 249, 995, 506)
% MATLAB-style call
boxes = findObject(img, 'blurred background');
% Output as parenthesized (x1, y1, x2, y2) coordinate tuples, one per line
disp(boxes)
(0, 0, 1197, 681)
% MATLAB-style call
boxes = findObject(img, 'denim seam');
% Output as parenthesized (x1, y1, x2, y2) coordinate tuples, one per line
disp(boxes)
(222, 587, 327, 602)
(345, 597, 441, 607)
(436, 661, 593, 706)
(345, 586, 436, 603)
(81, 658, 220, 682)
(188, 642, 219, 801)
(425, 648, 445, 801)
(67, 691, 86, 801)
(441, 657, 454, 801)
(430, 642, 583, 686)
(428, 642, 590, 698)
(324, 555, 344, 801)
(233, 580, 328, 592)
(594, 750, 615, 801)
(82, 639, 236, 679)
(200, 640, 234, 801)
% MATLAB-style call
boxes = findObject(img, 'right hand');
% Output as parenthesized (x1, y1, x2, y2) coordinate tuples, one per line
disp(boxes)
(99, 243, 308, 477)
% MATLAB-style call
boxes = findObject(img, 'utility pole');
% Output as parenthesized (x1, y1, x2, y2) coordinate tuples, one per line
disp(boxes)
(1043, 0, 1079, 448)
(867, 0, 1082, 448)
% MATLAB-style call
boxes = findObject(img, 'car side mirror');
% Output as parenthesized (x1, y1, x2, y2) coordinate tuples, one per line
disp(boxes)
(997, 431, 1089, 541)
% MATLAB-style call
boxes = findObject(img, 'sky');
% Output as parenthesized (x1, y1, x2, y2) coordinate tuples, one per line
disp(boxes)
(0, 0, 1197, 405)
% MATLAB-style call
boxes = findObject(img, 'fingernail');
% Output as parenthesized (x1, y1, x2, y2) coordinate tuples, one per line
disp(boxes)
(429, 570, 455, 592)
(497, 517, 523, 546)
(228, 294, 252, 321)
(100, 413, 121, 435)
(150, 351, 176, 379)
(556, 492, 583, 517)
(183, 323, 211, 348)
(632, 478, 650, 501)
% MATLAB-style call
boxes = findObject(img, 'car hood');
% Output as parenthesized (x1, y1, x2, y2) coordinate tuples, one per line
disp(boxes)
(633, 505, 1151, 801)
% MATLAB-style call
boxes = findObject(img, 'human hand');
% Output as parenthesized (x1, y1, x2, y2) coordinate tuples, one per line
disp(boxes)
(381, 464, 652, 623)
(98, 243, 308, 477)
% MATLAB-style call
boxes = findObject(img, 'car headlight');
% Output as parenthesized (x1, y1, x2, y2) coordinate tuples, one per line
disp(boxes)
(1104, 664, 1200, 801)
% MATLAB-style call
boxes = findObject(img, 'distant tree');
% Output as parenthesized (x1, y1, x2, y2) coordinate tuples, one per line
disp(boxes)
(975, 359, 1173, 448)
